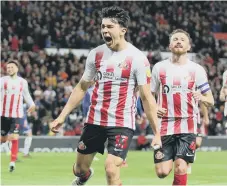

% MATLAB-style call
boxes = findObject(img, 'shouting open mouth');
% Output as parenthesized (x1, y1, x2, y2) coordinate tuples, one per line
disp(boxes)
(104, 36, 113, 45)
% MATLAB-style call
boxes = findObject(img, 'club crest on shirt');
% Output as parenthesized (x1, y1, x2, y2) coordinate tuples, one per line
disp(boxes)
(146, 68, 151, 78)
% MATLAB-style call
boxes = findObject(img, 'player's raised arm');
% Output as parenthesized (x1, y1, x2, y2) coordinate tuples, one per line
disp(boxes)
(200, 102, 209, 126)
(51, 50, 96, 133)
(193, 66, 214, 107)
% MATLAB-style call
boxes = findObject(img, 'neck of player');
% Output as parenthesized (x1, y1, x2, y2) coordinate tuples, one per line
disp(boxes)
(112, 39, 128, 52)
(171, 53, 188, 65)
(10, 73, 17, 79)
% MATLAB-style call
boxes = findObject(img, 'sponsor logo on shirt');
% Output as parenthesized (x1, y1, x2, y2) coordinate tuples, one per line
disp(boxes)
(163, 85, 170, 94)
(95, 71, 127, 81)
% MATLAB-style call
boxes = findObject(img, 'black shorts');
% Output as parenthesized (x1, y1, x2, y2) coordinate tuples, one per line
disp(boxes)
(154, 133, 196, 164)
(77, 123, 134, 160)
(1, 116, 20, 136)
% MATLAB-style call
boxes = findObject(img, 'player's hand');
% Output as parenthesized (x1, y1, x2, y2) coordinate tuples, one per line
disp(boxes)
(27, 105, 36, 113)
(157, 107, 167, 118)
(151, 134, 162, 150)
(192, 90, 203, 101)
(120, 160, 128, 168)
(50, 116, 65, 133)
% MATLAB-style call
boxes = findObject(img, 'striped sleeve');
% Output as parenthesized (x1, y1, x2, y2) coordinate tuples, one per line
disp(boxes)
(151, 64, 160, 93)
(82, 49, 97, 82)
(134, 57, 151, 86)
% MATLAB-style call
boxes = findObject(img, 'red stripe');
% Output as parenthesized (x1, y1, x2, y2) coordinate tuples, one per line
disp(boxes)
(187, 94, 194, 133)
(94, 51, 103, 69)
(187, 71, 195, 89)
(2, 81, 8, 117)
(87, 51, 104, 124)
(9, 94, 15, 118)
(115, 57, 132, 127)
(173, 76, 181, 134)
(187, 71, 196, 133)
(100, 81, 112, 126)
(87, 82, 99, 124)
(159, 68, 168, 136)
(16, 81, 23, 118)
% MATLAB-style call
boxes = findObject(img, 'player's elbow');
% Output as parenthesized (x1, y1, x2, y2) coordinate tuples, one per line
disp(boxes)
(205, 100, 214, 108)
(205, 94, 214, 107)
(209, 97, 215, 107)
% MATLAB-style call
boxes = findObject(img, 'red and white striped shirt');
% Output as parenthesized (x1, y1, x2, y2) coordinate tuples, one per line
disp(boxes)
(82, 43, 151, 130)
(1, 76, 35, 118)
(151, 59, 210, 136)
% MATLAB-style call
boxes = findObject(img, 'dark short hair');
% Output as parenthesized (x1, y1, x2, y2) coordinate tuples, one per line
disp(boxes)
(169, 29, 191, 43)
(100, 6, 130, 28)
(7, 60, 19, 67)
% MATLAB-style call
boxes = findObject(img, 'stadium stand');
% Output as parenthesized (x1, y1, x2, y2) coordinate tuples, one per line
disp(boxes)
(1, 1, 227, 136)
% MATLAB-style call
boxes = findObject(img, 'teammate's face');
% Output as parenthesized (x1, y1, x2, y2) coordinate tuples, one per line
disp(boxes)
(7, 63, 18, 76)
(101, 18, 127, 50)
(169, 32, 191, 55)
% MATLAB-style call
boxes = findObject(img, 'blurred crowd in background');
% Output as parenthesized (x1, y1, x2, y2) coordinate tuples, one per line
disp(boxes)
(1, 1, 227, 139)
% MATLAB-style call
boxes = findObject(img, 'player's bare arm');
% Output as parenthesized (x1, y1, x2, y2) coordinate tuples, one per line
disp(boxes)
(139, 84, 161, 147)
(193, 90, 214, 107)
(200, 102, 209, 126)
(51, 79, 93, 133)
(139, 85, 158, 134)
(55, 79, 92, 120)
(220, 86, 227, 101)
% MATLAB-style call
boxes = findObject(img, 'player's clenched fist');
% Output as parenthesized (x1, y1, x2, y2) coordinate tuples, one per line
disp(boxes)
(50, 116, 65, 133)
(151, 134, 162, 150)
(157, 107, 167, 118)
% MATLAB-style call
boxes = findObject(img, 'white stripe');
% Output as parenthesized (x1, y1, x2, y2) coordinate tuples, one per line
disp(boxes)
(165, 74, 174, 135)
(123, 83, 131, 128)
(4, 91, 11, 117)
(108, 81, 118, 126)
(181, 118, 189, 133)
(12, 94, 19, 118)
(93, 82, 103, 125)
(193, 116, 197, 134)
(181, 95, 189, 133)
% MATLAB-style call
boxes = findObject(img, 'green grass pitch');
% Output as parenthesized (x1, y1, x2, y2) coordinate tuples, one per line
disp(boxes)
(1, 151, 227, 185)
